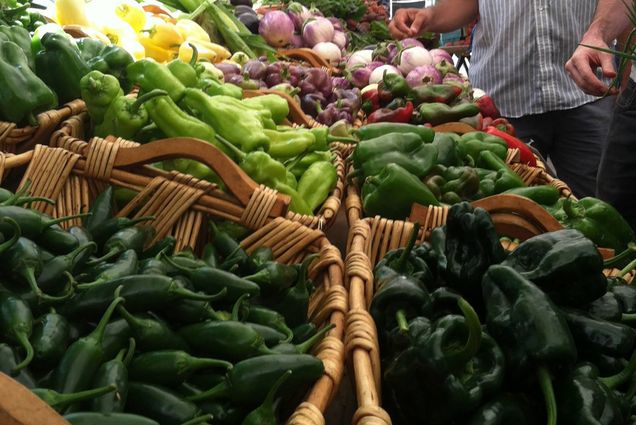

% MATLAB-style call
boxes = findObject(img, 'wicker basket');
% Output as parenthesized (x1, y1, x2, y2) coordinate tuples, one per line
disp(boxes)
(0, 100, 86, 154)
(0, 142, 348, 425)
(344, 214, 630, 425)
(49, 112, 345, 230)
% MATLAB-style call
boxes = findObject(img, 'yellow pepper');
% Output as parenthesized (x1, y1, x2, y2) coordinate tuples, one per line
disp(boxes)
(138, 31, 177, 62)
(142, 16, 184, 50)
(187, 39, 231, 62)
(114, 0, 146, 32)
(178, 41, 217, 63)
(55, 0, 92, 26)
(175, 19, 211, 43)
(119, 37, 146, 61)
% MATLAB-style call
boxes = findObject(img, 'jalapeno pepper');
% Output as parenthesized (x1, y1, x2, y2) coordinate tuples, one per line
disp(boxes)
(31, 307, 71, 369)
(91, 338, 135, 413)
(126, 382, 208, 425)
(0, 290, 34, 372)
(117, 302, 188, 352)
(0, 343, 36, 388)
(37, 242, 96, 293)
(77, 249, 139, 290)
(241, 370, 291, 425)
(64, 412, 160, 425)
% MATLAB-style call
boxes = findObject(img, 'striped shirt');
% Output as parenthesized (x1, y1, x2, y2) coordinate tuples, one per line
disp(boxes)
(470, 0, 601, 118)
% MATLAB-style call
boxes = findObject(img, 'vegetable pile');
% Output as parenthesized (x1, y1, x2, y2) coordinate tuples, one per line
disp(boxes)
(81, 56, 340, 216)
(373, 202, 636, 425)
(0, 185, 327, 425)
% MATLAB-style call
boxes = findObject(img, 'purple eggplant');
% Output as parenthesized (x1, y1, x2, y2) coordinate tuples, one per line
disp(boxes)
(238, 13, 260, 34)
(244, 59, 267, 80)
(332, 88, 361, 112)
(317, 103, 353, 125)
(301, 92, 326, 115)
(331, 77, 351, 90)
(301, 68, 332, 97)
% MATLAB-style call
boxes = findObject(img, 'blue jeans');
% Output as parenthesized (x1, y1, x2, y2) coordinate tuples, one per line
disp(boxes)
(597, 79, 636, 231)
(506, 97, 615, 198)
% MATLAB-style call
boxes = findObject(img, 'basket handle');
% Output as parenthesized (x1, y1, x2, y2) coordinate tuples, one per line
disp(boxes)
(0, 372, 70, 425)
(111, 137, 290, 209)
(278, 48, 335, 74)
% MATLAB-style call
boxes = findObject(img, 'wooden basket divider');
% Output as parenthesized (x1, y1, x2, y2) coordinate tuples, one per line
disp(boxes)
(0, 99, 86, 154)
(277, 48, 339, 75)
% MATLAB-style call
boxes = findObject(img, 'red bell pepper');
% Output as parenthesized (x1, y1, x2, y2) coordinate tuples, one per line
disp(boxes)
(475, 94, 501, 118)
(361, 89, 380, 113)
(485, 126, 536, 166)
(367, 101, 414, 124)
(491, 117, 515, 135)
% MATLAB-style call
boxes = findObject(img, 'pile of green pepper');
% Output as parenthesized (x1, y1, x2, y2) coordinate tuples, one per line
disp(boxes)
(351, 123, 548, 219)
(372, 202, 636, 424)
(0, 185, 328, 425)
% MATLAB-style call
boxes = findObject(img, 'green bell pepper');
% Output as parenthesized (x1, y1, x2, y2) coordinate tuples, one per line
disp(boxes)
(502, 229, 607, 306)
(0, 24, 33, 69)
(440, 202, 506, 305)
(458, 131, 509, 162)
(477, 150, 525, 192)
(0, 40, 57, 125)
(373, 223, 431, 281)
(198, 78, 243, 99)
(180, 89, 270, 152)
(563, 308, 636, 360)
(297, 160, 337, 213)
(354, 122, 434, 142)
(242, 94, 289, 125)
(127, 59, 186, 102)
(80, 70, 124, 126)
(361, 163, 441, 219)
(483, 265, 577, 425)
(352, 132, 423, 169)
(410, 83, 463, 105)
(416, 102, 480, 126)
(265, 128, 315, 160)
(380, 71, 410, 98)
(35, 33, 90, 104)
(358, 141, 438, 179)
(504, 185, 560, 205)
(76, 38, 134, 92)
(369, 266, 431, 337)
(551, 197, 636, 252)
(467, 395, 535, 425)
(384, 298, 503, 424)
(94, 90, 168, 140)
(431, 132, 463, 167)
(557, 360, 636, 424)
(425, 165, 480, 204)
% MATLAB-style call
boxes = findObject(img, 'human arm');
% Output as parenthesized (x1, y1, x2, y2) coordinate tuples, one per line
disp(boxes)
(565, 0, 633, 96)
(388, 0, 478, 40)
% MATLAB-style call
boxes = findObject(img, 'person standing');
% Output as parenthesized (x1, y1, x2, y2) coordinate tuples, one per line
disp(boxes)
(566, 0, 636, 230)
(389, 0, 615, 198)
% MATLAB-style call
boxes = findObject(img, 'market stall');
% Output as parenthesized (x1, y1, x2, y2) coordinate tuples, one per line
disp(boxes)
(0, 0, 635, 424)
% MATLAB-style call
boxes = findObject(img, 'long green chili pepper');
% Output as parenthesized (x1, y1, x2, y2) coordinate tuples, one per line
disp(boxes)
(64, 412, 160, 425)
(0, 343, 36, 388)
(0, 206, 88, 239)
(88, 225, 155, 265)
(179, 319, 276, 362)
(32, 384, 117, 411)
(85, 185, 114, 234)
(61, 275, 226, 319)
(141, 236, 176, 259)
(101, 318, 132, 360)
(37, 242, 97, 293)
(90, 215, 155, 249)
(246, 305, 294, 343)
(0, 290, 34, 372)
(161, 253, 260, 302)
(37, 225, 81, 255)
(271, 323, 335, 354)
(91, 338, 136, 413)
(32, 307, 71, 368)
(0, 216, 20, 255)
(53, 289, 125, 394)
(126, 382, 205, 425)
(241, 370, 291, 425)
(3, 236, 75, 302)
(272, 254, 318, 328)
(0, 182, 56, 207)
(129, 350, 233, 386)
(187, 354, 324, 405)
(77, 249, 139, 290)
(117, 303, 189, 351)
(68, 226, 94, 268)
(210, 220, 254, 272)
